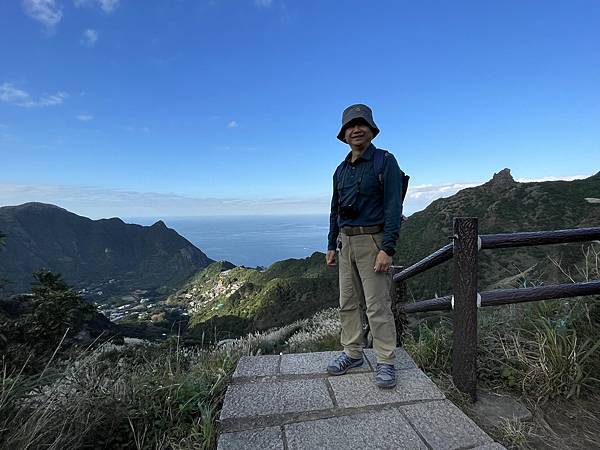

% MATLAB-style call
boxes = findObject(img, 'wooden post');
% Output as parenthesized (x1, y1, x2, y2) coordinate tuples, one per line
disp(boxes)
(390, 266, 406, 346)
(452, 217, 479, 402)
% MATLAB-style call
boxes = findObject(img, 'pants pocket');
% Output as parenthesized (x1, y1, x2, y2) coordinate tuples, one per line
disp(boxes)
(370, 233, 382, 251)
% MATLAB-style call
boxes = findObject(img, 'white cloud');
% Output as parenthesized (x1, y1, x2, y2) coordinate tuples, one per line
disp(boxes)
(77, 114, 94, 121)
(0, 83, 68, 108)
(255, 0, 273, 7)
(98, 0, 119, 12)
(406, 182, 479, 201)
(515, 175, 589, 183)
(0, 182, 330, 218)
(228, 120, 239, 128)
(74, 0, 119, 13)
(1, 173, 592, 219)
(23, 0, 62, 28)
(81, 28, 98, 47)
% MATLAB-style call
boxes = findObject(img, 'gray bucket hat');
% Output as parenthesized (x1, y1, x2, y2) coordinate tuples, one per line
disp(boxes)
(337, 103, 380, 143)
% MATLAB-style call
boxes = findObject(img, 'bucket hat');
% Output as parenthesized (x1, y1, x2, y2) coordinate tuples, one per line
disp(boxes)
(337, 103, 380, 143)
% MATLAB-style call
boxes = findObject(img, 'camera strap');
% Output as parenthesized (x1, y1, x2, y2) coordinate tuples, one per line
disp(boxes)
(337, 161, 366, 199)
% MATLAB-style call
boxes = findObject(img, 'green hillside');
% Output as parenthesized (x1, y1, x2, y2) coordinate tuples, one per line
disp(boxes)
(394, 169, 600, 299)
(168, 252, 339, 340)
(0, 203, 213, 300)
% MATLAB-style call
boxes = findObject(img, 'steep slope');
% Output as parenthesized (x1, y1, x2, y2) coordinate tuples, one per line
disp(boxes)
(395, 169, 600, 299)
(168, 253, 339, 339)
(0, 203, 213, 298)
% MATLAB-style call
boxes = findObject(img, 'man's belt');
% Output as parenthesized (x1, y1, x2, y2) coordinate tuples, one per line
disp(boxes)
(341, 225, 384, 236)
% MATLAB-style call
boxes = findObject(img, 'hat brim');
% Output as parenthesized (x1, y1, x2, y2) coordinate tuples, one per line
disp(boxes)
(337, 116, 380, 143)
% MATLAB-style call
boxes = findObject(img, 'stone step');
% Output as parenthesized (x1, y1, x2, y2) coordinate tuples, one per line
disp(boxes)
(218, 349, 507, 450)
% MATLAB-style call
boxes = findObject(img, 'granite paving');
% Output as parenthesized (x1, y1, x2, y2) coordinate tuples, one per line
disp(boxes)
(218, 348, 506, 449)
(279, 350, 371, 375)
(233, 355, 280, 379)
(400, 400, 494, 450)
(328, 369, 445, 408)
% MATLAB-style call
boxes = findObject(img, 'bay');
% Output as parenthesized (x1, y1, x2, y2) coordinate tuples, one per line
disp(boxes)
(127, 214, 330, 268)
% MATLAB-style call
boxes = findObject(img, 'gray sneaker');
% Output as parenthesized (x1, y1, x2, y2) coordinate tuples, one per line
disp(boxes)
(326, 352, 363, 375)
(375, 363, 396, 389)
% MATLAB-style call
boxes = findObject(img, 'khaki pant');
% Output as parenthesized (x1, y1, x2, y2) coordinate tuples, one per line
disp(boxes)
(337, 231, 397, 364)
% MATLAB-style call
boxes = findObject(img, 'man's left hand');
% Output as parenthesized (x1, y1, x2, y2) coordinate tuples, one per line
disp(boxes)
(374, 250, 392, 272)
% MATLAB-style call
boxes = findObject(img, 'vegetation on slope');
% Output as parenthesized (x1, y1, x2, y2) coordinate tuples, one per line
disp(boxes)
(0, 202, 213, 299)
(0, 270, 120, 375)
(168, 252, 339, 341)
(394, 170, 600, 299)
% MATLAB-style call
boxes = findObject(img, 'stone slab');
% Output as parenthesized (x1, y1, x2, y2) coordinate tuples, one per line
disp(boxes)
(220, 378, 334, 422)
(363, 347, 418, 370)
(280, 351, 371, 376)
(400, 400, 493, 450)
(233, 355, 280, 379)
(217, 426, 284, 450)
(328, 369, 444, 408)
(285, 408, 427, 450)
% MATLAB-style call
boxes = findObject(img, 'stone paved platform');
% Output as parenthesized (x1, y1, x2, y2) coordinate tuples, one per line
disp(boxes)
(218, 349, 506, 450)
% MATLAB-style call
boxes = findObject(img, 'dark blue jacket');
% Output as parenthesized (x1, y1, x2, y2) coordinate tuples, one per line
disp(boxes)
(327, 144, 404, 256)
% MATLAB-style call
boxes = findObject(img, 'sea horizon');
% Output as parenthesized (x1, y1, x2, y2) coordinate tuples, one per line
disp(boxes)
(126, 214, 331, 268)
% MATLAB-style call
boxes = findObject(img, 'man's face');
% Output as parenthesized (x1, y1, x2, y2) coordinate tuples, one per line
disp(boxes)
(344, 119, 374, 147)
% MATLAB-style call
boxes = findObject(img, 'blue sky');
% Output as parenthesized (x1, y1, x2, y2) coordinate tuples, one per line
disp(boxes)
(1, 0, 599, 218)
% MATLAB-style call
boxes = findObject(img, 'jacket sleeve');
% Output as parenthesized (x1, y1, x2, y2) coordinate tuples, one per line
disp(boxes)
(381, 154, 403, 256)
(327, 169, 340, 251)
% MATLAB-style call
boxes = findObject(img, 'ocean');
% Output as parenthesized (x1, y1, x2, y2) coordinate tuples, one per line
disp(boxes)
(128, 215, 331, 268)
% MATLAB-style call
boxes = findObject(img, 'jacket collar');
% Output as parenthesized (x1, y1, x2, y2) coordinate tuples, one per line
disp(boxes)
(344, 143, 375, 163)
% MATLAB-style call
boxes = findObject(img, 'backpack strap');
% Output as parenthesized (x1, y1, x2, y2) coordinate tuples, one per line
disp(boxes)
(373, 148, 410, 203)
(373, 148, 388, 188)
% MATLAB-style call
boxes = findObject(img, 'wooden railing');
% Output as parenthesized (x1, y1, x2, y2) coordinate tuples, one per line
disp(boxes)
(390, 219, 600, 401)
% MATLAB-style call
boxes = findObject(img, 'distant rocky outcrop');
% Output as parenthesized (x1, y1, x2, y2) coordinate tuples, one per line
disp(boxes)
(482, 168, 516, 193)
(0, 203, 214, 298)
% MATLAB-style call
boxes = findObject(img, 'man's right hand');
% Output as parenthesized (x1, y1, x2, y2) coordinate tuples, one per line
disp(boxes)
(326, 250, 337, 267)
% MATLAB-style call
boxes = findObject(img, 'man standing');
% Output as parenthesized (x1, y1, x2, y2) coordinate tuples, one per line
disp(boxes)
(326, 104, 405, 389)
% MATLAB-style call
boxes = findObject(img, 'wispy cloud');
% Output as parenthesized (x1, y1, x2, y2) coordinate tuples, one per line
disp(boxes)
(74, 0, 120, 13)
(81, 28, 98, 47)
(255, 0, 273, 7)
(77, 114, 94, 121)
(0, 83, 68, 108)
(515, 175, 589, 183)
(1, 174, 592, 219)
(23, 0, 62, 28)
(0, 182, 330, 218)
(227, 120, 239, 128)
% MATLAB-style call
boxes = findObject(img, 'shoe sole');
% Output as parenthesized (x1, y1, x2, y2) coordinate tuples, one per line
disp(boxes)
(326, 359, 364, 376)
(375, 382, 397, 389)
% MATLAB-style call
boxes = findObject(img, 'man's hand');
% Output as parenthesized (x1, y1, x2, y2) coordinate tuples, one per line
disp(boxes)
(326, 250, 337, 267)
(374, 250, 392, 272)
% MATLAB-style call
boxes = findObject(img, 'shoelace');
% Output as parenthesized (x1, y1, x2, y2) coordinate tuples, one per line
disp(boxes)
(376, 364, 395, 378)
(334, 353, 357, 370)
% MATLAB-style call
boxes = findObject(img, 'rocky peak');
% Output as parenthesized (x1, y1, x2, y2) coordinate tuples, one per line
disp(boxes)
(151, 220, 168, 229)
(484, 168, 516, 192)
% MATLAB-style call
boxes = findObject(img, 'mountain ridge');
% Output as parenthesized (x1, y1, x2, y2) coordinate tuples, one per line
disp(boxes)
(0, 202, 214, 299)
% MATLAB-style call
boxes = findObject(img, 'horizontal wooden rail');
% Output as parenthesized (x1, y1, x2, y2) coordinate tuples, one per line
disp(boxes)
(402, 295, 452, 313)
(393, 227, 600, 285)
(393, 244, 453, 282)
(481, 280, 600, 306)
(480, 227, 600, 250)
(401, 280, 600, 314)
